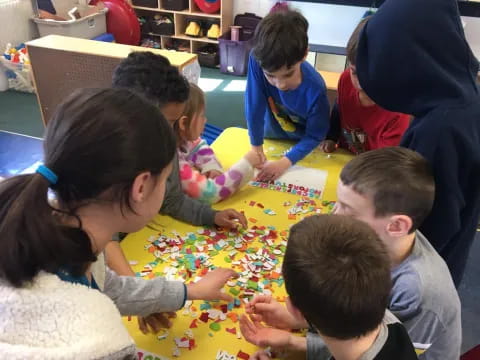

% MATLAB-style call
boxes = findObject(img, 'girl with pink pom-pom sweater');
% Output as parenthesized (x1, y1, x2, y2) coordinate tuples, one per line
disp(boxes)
(176, 84, 262, 204)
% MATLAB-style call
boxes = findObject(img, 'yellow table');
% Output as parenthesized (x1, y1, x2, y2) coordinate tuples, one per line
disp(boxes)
(120, 128, 353, 359)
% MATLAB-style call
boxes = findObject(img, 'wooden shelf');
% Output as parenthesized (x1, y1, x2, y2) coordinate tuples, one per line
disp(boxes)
(175, 11, 221, 18)
(133, 6, 220, 17)
(132, 5, 174, 12)
(172, 34, 218, 44)
(132, 0, 231, 53)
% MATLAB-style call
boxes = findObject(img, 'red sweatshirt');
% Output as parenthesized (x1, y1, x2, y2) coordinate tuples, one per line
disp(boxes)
(327, 70, 410, 154)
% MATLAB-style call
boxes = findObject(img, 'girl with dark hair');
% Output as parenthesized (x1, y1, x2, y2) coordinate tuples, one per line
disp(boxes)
(0, 88, 237, 359)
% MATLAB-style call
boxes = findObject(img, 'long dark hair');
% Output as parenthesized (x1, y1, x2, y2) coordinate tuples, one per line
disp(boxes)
(0, 88, 176, 287)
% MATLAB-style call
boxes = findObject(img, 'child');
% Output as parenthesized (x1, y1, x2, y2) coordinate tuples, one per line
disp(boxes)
(176, 83, 262, 203)
(241, 215, 418, 360)
(320, 17, 410, 155)
(243, 147, 461, 360)
(112, 51, 246, 228)
(355, 0, 480, 286)
(0, 88, 238, 358)
(245, 9, 330, 182)
(110, 51, 247, 333)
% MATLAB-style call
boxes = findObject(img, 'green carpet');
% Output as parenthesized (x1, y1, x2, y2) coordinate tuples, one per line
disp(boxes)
(0, 91, 44, 138)
(0, 67, 246, 138)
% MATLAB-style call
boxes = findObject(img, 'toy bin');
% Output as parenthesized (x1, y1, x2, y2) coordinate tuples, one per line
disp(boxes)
(150, 15, 174, 35)
(219, 12, 261, 76)
(33, 7, 108, 40)
(0, 58, 34, 93)
(132, 0, 159, 8)
(163, 0, 189, 11)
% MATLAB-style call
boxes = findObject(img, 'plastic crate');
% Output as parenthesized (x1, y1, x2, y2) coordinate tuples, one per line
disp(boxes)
(33, 7, 108, 40)
(219, 13, 261, 76)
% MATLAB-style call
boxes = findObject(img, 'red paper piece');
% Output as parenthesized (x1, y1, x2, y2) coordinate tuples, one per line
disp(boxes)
(190, 319, 198, 328)
(237, 350, 250, 359)
(256, 203, 265, 208)
(249, 201, 256, 206)
(226, 327, 237, 334)
(189, 339, 195, 350)
(199, 312, 209, 323)
(220, 304, 228, 313)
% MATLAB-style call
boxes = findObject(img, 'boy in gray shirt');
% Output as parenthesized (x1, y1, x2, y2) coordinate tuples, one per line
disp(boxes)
(242, 147, 461, 360)
(240, 215, 418, 360)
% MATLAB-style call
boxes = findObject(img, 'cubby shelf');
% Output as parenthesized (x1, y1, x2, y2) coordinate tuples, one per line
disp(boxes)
(131, 0, 232, 53)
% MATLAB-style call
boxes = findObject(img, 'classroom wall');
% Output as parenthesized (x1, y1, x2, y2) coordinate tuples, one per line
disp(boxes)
(233, 1, 480, 58)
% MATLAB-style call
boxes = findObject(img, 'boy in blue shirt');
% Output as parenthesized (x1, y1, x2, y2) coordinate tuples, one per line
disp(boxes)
(245, 9, 330, 181)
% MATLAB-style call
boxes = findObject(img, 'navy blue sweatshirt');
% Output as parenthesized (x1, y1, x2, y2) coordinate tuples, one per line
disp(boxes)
(356, 0, 480, 286)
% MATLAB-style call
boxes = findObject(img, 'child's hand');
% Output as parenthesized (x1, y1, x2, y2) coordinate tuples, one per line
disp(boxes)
(187, 268, 238, 302)
(247, 295, 307, 330)
(205, 170, 223, 179)
(256, 158, 291, 182)
(251, 145, 267, 167)
(137, 312, 176, 334)
(240, 314, 294, 349)
(245, 149, 267, 168)
(250, 350, 273, 360)
(215, 209, 248, 229)
(320, 140, 337, 153)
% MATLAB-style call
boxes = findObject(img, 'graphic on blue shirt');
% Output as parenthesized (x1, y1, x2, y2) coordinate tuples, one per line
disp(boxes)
(267, 97, 297, 133)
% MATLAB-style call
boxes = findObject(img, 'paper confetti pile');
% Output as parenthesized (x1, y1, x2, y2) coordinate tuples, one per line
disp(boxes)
(132, 197, 336, 359)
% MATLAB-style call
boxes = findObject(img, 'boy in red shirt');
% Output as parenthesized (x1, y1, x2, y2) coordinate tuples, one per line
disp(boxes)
(321, 17, 410, 155)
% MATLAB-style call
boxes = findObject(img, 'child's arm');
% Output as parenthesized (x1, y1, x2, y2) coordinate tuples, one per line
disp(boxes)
(103, 266, 237, 317)
(160, 153, 217, 226)
(185, 138, 223, 175)
(245, 55, 269, 153)
(105, 241, 136, 276)
(179, 151, 257, 204)
(285, 92, 330, 164)
(321, 101, 341, 153)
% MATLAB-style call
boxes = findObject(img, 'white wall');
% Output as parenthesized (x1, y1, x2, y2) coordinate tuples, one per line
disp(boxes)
(233, 1, 480, 58)
(233, 1, 367, 48)
(463, 16, 480, 59)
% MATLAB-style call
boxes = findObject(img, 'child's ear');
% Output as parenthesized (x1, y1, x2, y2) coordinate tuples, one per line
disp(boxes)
(387, 215, 413, 237)
(178, 116, 188, 133)
(286, 297, 305, 323)
(131, 171, 152, 203)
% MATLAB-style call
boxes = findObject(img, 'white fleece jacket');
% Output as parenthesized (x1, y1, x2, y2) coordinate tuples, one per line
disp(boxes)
(0, 272, 137, 359)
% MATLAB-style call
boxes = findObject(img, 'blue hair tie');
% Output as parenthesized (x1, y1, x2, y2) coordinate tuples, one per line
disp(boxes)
(36, 165, 58, 185)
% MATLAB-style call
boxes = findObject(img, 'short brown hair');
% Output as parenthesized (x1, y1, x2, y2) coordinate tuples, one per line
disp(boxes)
(346, 16, 371, 65)
(340, 147, 434, 233)
(253, 9, 308, 72)
(173, 82, 205, 145)
(283, 214, 391, 340)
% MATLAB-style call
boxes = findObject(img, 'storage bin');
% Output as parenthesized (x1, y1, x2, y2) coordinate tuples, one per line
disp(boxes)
(196, 44, 219, 68)
(33, 7, 108, 40)
(219, 13, 261, 76)
(150, 15, 174, 35)
(163, 0, 189, 11)
(0, 57, 34, 93)
(132, 0, 159, 8)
